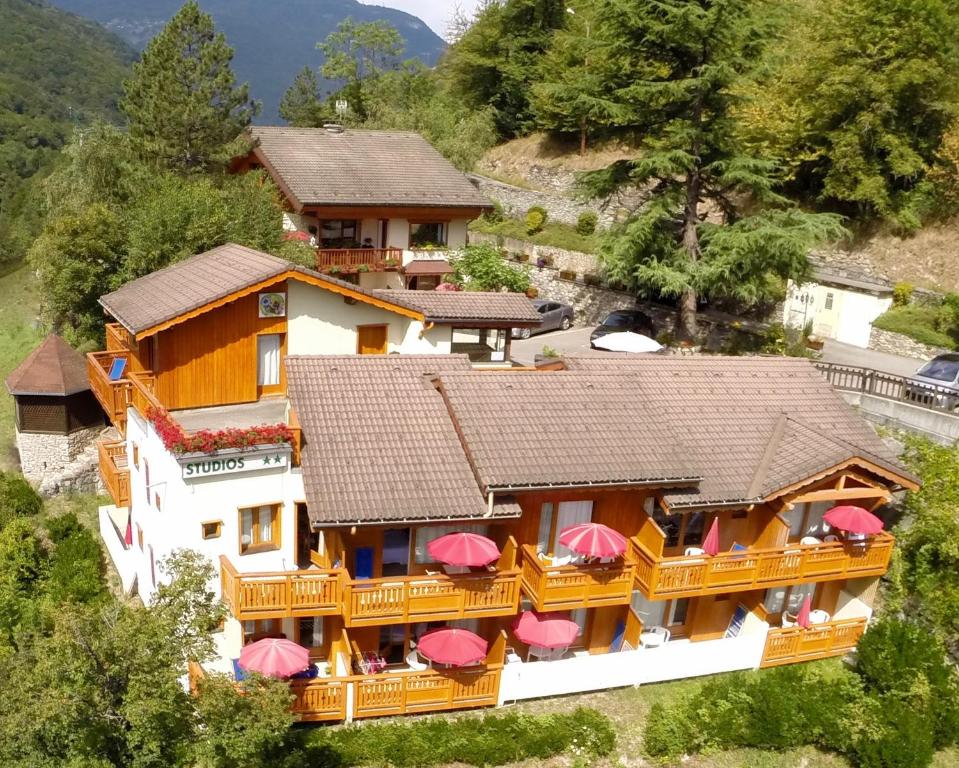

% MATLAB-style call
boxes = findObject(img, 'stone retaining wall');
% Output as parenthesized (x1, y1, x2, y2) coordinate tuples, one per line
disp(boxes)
(867, 327, 950, 361)
(469, 231, 601, 277)
(16, 426, 103, 496)
(470, 174, 618, 227)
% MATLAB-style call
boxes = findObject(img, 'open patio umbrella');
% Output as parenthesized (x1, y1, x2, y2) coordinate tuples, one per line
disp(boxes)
(823, 505, 884, 535)
(416, 628, 488, 667)
(796, 594, 813, 629)
(558, 522, 628, 558)
(239, 638, 309, 678)
(512, 611, 580, 649)
(591, 332, 662, 353)
(427, 532, 500, 567)
(702, 517, 720, 556)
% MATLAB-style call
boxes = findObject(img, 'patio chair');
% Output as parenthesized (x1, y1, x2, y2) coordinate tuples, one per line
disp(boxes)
(405, 648, 428, 671)
(527, 645, 553, 662)
(641, 626, 670, 648)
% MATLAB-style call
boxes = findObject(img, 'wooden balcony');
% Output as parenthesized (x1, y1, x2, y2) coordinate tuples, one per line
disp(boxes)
(761, 617, 868, 667)
(98, 440, 130, 508)
(343, 538, 521, 627)
(519, 544, 636, 611)
(290, 678, 349, 722)
(87, 351, 131, 431)
(629, 533, 894, 600)
(317, 247, 403, 268)
(128, 371, 162, 419)
(220, 556, 342, 621)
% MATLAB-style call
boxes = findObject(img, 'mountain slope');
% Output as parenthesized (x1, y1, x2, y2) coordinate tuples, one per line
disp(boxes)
(0, 0, 133, 262)
(48, 0, 446, 121)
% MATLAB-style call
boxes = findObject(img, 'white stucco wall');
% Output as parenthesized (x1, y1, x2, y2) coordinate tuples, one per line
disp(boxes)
(784, 281, 893, 349)
(448, 219, 469, 249)
(833, 576, 878, 621)
(359, 272, 404, 290)
(119, 410, 305, 604)
(386, 218, 410, 249)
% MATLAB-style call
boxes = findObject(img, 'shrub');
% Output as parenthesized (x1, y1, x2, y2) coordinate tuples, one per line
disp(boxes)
(644, 700, 698, 757)
(575, 210, 598, 235)
(893, 281, 914, 306)
(484, 199, 505, 224)
(449, 244, 530, 293)
(525, 209, 546, 234)
(0, 472, 42, 529)
(855, 695, 936, 768)
(872, 305, 955, 348)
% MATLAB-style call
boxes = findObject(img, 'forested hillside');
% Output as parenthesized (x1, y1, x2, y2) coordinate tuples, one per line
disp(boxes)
(0, 0, 133, 265)
(48, 0, 446, 120)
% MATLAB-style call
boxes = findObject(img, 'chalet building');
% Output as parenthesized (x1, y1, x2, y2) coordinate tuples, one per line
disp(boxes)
(231, 126, 492, 289)
(88, 244, 916, 722)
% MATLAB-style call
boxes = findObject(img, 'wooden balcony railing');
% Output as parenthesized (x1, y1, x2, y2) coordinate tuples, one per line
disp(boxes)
(290, 678, 350, 721)
(761, 617, 868, 667)
(317, 247, 403, 267)
(105, 322, 130, 353)
(519, 544, 636, 611)
(343, 538, 521, 626)
(630, 533, 895, 600)
(87, 351, 131, 431)
(220, 556, 342, 621)
(128, 371, 162, 419)
(98, 439, 130, 508)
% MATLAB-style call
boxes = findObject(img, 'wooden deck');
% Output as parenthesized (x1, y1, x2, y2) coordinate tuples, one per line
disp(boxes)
(519, 544, 636, 611)
(317, 247, 403, 267)
(98, 439, 130, 508)
(220, 556, 342, 620)
(630, 533, 894, 600)
(761, 617, 868, 667)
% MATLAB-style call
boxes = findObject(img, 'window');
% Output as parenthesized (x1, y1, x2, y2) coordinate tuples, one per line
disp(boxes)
(536, 502, 554, 554)
(764, 582, 817, 616)
(409, 222, 447, 247)
(154, 492, 161, 511)
(257, 334, 282, 388)
(414, 524, 489, 564)
(320, 219, 359, 248)
(132, 443, 139, 469)
(297, 616, 324, 650)
(136, 524, 144, 551)
(143, 458, 150, 503)
(667, 598, 690, 627)
(201, 520, 222, 540)
(243, 618, 281, 644)
(239, 504, 280, 554)
(631, 590, 666, 628)
(824, 292, 834, 310)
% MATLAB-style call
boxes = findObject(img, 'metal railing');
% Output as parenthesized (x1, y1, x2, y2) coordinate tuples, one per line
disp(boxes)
(816, 362, 959, 413)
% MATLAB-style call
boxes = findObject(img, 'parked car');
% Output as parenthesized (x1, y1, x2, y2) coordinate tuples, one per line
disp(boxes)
(904, 353, 959, 411)
(512, 300, 574, 339)
(589, 309, 656, 348)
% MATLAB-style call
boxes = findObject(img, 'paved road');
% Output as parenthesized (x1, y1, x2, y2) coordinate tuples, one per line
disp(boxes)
(513, 327, 927, 378)
(819, 339, 923, 378)
(511, 326, 595, 365)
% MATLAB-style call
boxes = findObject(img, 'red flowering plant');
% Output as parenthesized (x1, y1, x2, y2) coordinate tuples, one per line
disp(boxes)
(146, 407, 294, 456)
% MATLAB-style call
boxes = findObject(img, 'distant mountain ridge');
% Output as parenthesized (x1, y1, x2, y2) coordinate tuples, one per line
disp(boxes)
(47, 0, 447, 121)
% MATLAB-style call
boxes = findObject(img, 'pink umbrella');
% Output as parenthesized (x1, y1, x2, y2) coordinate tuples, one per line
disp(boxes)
(558, 522, 627, 558)
(283, 230, 311, 242)
(796, 594, 813, 629)
(427, 532, 500, 567)
(416, 628, 488, 667)
(823, 505, 884, 535)
(512, 611, 580, 649)
(702, 517, 720, 556)
(239, 638, 309, 678)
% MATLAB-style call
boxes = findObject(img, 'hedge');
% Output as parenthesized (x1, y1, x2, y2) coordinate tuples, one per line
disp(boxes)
(872, 305, 955, 349)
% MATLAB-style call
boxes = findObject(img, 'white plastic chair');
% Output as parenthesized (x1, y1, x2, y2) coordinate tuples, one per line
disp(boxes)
(405, 648, 428, 671)
(641, 626, 670, 648)
(800, 536, 822, 546)
(684, 547, 705, 557)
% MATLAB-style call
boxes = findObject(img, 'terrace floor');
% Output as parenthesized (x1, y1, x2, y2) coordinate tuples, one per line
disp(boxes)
(172, 398, 289, 432)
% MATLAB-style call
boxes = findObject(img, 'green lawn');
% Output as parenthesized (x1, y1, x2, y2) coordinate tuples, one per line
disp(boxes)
(0, 263, 44, 470)
(469, 216, 603, 255)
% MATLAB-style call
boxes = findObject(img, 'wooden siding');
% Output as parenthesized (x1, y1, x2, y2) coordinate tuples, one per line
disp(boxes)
(153, 289, 287, 409)
(630, 532, 894, 600)
(519, 544, 635, 611)
(761, 617, 868, 667)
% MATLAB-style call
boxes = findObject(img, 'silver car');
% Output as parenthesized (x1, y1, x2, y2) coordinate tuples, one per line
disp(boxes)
(512, 300, 574, 339)
(904, 354, 959, 411)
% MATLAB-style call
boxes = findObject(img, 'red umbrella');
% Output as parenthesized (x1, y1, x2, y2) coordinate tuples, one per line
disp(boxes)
(427, 532, 500, 567)
(796, 594, 813, 629)
(558, 522, 627, 558)
(702, 517, 720, 556)
(512, 611, 580, 649)
(239, 638, 309, 678)
(416, 628, 488, 667)
(823, 505, 884, 534)
(283, 230, 311, 242)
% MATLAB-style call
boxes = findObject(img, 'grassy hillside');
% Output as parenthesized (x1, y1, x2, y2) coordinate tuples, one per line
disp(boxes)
(0, 0, 133, 264)
(0, 264, 44, 470)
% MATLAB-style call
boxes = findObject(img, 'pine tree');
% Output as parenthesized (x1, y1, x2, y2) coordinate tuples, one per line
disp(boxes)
(580, 0, 845, 338)
(279, 66, 326, 127)
(121, 0, 257, 172)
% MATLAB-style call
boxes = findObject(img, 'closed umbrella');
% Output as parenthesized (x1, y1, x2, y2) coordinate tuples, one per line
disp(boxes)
(427, 532, 500, 567)
(796, 594, 813, 629)
(823, 505, 884, 534)
(592, 332, 662, 353)
(558, 522, 627, 558)
(416, 628, 488, 667)
(239, 638, 309, 678)
(512, 611, 580, 649)
(702, 517, 720, 556)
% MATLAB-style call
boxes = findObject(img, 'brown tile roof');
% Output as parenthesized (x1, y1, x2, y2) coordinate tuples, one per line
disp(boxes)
(5, 335, 90, 396)
(559, 355, 914, 506)
(286, 355, 510, 526)
(374, 290, 542, 325)
(249, 126, 492, 210)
